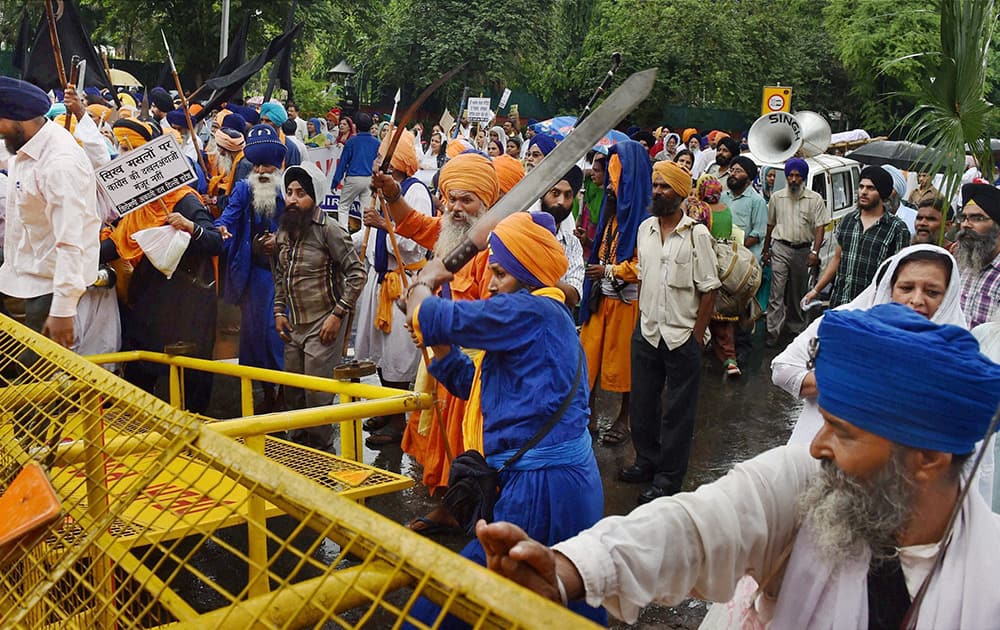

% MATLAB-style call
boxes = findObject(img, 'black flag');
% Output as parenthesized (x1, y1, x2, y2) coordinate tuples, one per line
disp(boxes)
(22, 0, 110, 91)
(211, 12, 250, 81)
(12, 12, 32, 75)
(197, 22, 303, 119)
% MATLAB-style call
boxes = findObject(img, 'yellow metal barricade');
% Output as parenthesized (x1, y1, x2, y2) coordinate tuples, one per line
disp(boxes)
(0, 316, 598, 629)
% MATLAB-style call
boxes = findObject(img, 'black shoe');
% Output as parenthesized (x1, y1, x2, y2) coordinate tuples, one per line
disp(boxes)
(637, 485, 675, 505)
(618, 464, 654, 484)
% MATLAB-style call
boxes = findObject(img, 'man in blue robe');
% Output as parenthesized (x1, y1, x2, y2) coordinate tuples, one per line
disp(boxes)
(404, 212, 606, 628)
(215, 124, 287, 411)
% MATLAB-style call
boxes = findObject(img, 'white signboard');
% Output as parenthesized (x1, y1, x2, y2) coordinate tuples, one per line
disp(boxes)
(97, 134, 196, 214)
(466, 97, 493, 123)
(498, 88, 512, 109)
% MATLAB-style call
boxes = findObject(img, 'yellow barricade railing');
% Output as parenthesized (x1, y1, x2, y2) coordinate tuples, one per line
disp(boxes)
(0, 315, 598, 629)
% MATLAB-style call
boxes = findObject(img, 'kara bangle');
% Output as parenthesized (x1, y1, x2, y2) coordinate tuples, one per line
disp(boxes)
(383, 186, 402, 203)
(555, 574, 569, 606)
(406, 280, 434, 299)
(604, 264, 614, 281)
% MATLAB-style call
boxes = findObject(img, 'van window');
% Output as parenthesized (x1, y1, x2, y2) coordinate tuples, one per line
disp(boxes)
(832, 170, 852, 211)
(811, 173, 827, 201)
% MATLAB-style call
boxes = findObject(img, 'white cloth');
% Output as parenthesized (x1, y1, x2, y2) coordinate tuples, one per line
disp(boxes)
(972, 321, 1000, 510)
(0, 121, 99, 317)
(72, 111, 111, 170)
(779, 244, 967, 444)
(350, 181, 432, 382)
(692, 147, 716, 179)
(556, 445, 1000, 628)
(636, 214, 721, 350)
(895, 203, 917, 236)
(293, 117, 308, 142)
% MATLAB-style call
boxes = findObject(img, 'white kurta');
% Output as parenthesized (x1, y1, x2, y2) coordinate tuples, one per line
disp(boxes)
(554, 445, 1000, 628)
(351, 181, 432, 382)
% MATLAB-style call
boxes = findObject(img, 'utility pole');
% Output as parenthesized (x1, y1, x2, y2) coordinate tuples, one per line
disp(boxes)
(219, 0, 230, 61)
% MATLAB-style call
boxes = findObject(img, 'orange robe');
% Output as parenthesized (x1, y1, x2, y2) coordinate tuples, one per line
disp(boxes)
(579, 217, 639, 393)
(394, 210, 491, 491)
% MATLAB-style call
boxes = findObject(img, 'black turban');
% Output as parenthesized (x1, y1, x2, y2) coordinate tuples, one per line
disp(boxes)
(860, 165, 893, 201)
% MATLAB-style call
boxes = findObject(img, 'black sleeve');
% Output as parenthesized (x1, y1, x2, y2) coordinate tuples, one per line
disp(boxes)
(175, 193, 224, 256)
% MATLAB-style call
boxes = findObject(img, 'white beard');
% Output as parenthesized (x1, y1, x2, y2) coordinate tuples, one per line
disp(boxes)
(217, 152, 234, 177)
(433, 211, 482, 258)
(248, 171, 281, 218)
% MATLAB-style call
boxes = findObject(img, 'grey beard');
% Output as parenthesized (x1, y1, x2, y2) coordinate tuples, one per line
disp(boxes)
(248, 171, 281, 219)
(798, 452, 915, 568)
(217, 152, 234, 177)
(956, 225, 1000, 272)
(433, 212, 479, 259)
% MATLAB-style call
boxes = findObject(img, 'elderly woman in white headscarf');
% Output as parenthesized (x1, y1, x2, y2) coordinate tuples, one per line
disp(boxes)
(776, 244, 967, 445)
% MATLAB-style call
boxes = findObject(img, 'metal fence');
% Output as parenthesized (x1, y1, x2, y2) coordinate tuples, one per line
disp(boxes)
(0, 315, 597, 629)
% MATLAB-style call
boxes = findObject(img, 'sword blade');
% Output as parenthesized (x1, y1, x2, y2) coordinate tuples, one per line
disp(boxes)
(441, 67, 657, 273)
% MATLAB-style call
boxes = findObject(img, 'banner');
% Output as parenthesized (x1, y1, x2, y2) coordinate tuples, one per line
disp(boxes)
(305, 144, 361, 219)
(97, 135, 196, 215)
(466, 97, 492, 123)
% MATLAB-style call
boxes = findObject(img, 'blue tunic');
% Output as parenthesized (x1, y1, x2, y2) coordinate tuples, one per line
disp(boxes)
(411, 290, 606, 627)
(215, 181, 284, 371)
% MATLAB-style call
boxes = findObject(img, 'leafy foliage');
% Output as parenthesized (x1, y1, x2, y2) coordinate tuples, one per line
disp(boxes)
(900, 0, 997, 195)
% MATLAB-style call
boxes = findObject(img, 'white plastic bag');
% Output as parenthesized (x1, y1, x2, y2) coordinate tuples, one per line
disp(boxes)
(131, 224, 191, 279)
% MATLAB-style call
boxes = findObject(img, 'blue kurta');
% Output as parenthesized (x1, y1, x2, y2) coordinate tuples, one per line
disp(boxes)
(215, 181, 284, 371)
(411, 290, 606, 627)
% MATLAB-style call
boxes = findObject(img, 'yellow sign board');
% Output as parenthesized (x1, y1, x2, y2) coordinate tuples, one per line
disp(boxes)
(761, 86, 793, 116)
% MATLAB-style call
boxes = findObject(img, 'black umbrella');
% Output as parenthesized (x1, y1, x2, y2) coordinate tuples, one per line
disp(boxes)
(846, 140, 946, 171)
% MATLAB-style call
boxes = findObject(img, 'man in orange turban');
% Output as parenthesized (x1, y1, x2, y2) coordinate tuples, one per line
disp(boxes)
(351, 128, 434, 448)
(493, 153, 524, 196)
(371, 151, 499, 534)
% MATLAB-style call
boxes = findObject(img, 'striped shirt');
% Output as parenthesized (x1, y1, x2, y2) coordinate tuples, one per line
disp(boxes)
(273, 208, 366, 325)
(961, 253, 1000, 328)
(830, 208, 910, 307)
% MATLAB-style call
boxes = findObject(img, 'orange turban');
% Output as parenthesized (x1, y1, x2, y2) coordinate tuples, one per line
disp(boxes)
(86, 104, 112, 125)
(214, 108, 233, 127)
(53, 114, 76, 133)
(488, 212, 567, 288)
(492, 154, 524, 195)
(607, 154, 622, 196)
(652, 160, 692, 197)
(439, 152, 500, 208)
(446, 137, 475, 159)
(112, 119, 160, 150)
(378, 127, 419, 176)
(682, 128, 698, 143)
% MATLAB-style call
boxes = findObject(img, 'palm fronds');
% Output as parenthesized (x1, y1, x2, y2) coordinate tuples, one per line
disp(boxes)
(898, 0, 997, 201)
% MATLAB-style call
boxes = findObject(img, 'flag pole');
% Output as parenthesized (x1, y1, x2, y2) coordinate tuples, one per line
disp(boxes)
(161, 30, 210, 177)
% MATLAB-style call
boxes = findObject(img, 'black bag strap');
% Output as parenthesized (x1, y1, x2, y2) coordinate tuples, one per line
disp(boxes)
(499, 347, 585, 473)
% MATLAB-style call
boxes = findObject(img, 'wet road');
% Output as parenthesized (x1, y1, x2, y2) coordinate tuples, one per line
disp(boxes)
(207, 318, 804, 628)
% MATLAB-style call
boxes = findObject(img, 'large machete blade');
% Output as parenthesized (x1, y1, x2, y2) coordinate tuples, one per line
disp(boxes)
(441, 67, 657, 273)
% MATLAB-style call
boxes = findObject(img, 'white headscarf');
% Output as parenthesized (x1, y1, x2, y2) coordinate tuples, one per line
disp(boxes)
(839, 243, 966, 327)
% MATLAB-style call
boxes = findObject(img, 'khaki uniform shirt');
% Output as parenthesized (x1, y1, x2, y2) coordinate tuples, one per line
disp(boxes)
(767, 186, 830, 245)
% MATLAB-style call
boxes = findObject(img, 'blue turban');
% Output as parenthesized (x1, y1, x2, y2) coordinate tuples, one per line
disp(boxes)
(46, 102, 66, 119)
(0, 78, 52, 121)
(83, 86, 102, 98)
(816, 303, 1000, 454)
(528, 133, 557, 156)
(150, 87, 173, 112)
(222, 113, 247, 135)
(229, 105, 260, 125)
(259, 101, 288, 126)
(882, 164, 908, 200)
(784, 157, 809, 178)
(243, 124, 287, 168)
(165, 109, 188, 129)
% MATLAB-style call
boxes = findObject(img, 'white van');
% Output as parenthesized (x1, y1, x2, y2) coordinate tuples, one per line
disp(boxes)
(749, 152, 862, 266)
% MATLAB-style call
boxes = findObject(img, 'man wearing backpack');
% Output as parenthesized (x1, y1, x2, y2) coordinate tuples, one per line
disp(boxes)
(761, 158, 829, 347)
(621, 161, 720, 505)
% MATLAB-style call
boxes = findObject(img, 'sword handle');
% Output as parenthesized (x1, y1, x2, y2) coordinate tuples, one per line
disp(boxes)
(442, 238, 480, 273)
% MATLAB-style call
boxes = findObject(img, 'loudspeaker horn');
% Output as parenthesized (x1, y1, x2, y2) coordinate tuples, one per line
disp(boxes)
(795, 110, 832, 157)
(747, 112, 803, 163)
